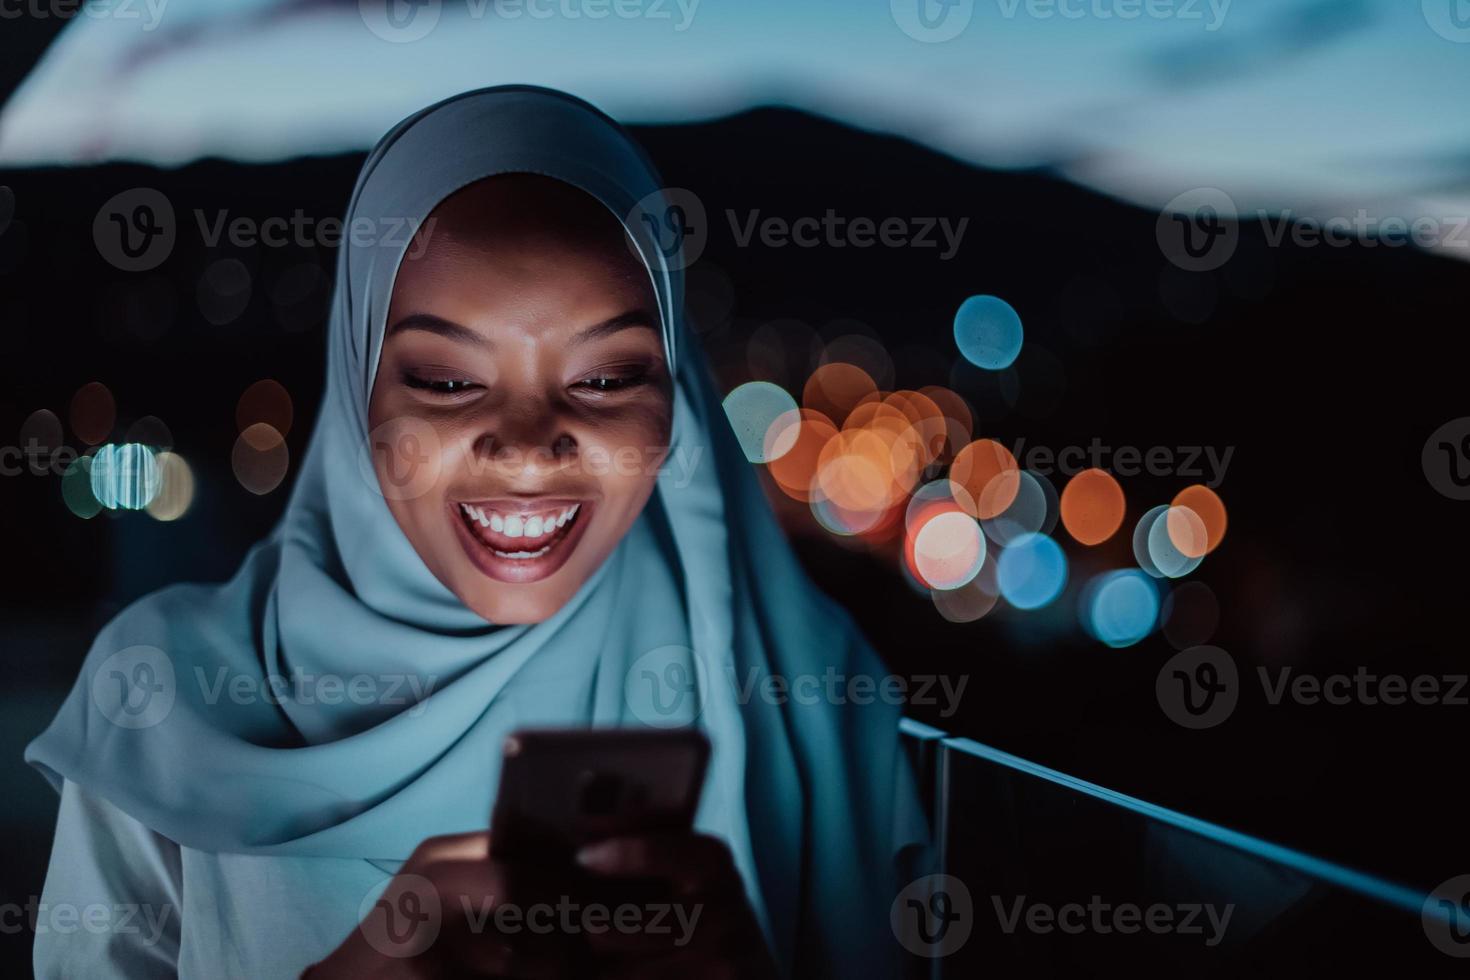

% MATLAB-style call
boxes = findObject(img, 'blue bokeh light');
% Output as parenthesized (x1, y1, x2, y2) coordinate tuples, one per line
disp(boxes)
(90, 443, 161, 510)
(954, 295, 1023, 371)
(1081, 570, 1160, 648)
(996, 532, 1068, 610)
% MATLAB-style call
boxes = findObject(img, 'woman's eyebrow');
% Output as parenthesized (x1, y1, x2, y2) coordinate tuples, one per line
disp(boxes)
(386, 313, 487, 346)
(572, 310, 658, 345)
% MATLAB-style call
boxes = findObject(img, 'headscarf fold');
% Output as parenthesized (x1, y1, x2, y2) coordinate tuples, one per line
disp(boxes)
(28, 85, 925, 977)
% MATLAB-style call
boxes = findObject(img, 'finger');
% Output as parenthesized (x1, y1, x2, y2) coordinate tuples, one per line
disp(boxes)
(580, 894, 734, 957)
(410, 830, 491, 864)
(592, 945, 748, 980)
(575, 833, 741, 896)
(424, 858, 589, 928)
(442, 929, 573, 979)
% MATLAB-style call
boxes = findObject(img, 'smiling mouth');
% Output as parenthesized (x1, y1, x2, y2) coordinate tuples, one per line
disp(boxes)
(449, 497, 593, 584)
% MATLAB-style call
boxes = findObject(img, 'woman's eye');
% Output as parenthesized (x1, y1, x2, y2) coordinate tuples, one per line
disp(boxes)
(575, 371, 649, 393)
(402, 372, 481, 395)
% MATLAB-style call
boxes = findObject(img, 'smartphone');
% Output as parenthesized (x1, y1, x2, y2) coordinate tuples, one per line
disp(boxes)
(488, 727, 710, 863)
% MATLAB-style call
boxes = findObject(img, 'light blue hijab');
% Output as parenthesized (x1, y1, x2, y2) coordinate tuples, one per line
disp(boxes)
(28, 86, 926, 976)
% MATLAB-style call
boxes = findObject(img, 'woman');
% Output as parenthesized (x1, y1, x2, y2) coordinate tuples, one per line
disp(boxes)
(27, 86, 928, 978)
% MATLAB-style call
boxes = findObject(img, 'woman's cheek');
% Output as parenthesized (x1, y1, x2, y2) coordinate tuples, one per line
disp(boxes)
(366, 412, 453, 503)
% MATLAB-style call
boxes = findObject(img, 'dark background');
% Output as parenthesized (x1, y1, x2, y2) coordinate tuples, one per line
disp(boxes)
(2, 28, 1468, 972)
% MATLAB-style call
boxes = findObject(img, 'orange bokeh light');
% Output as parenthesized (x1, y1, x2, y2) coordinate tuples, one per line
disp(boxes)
(1171, 485, 1227, 556)
(949, 438, 1020, 519)
(767, 409, 838, 502)
(1059, 468, 1127, 545)
(802, 362, 876, 427)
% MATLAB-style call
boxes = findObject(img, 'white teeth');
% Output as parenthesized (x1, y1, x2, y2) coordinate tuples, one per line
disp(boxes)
(492, 544, 552, 560)
(463, 503, 582, 540)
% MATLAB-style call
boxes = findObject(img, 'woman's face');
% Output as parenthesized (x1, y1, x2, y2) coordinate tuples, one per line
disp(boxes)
(368, 175, 672, 625)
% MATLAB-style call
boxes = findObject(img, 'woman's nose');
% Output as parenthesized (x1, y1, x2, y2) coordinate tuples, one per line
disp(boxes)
(472, 405, 578, 477)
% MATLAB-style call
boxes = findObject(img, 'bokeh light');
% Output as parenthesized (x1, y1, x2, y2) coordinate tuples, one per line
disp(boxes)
(802, 362, 875, 427)
(820, 333, 894, 390)
(1081, 569, 1160, 648)
(1171, 484, 1227, 555)
(232, 424, 289, 495)
(69, 382, 115, 445)
(236, 379, 294, 441)
(767, 409, 838, 503)
(949, 438, 1020, 519)
(723, 381, 799, 463)
(20, 408, 63, 454)
(954, 294, 1023, 371)
(982, 470, 1051, 547)
(146, 451, 195, 521)
(89, 443, 161, 510)
(931, 558, 1001, 623)
(997, 532, 1068, 610)
(198, 258, 253, 326)
(1060, 468, 1126, 545)
(1143, 505, 1205, 578)
(913, 510, 986, 591)
(60, 455, 102, 519)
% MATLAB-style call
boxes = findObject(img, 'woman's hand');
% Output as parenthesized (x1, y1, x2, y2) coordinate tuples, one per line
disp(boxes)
(303, 830, 580, 979)
(304, 830, 776, 979)
(574, 832, 778, 980)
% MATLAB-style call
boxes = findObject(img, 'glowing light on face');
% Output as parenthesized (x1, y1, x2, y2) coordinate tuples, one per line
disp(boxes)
(1060, 468, 1126, 545)
(90, 443, 161, 510)
(949, 438, 1020, 519)
(913, 510, 986, 591)
(1080, 569, 1159, 648)
(997, 532, 1067, 610)
(723, 380, 799, 463)
(954, 294, 1023, 371)
(1171, 484, 1227, 555)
